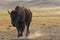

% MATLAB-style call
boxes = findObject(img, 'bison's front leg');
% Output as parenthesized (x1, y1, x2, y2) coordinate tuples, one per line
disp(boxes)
(18, 22, 25, 37)
(16, 27, 20, 37)
(17, 30, 20, 37)
(16, 27, 22, 38)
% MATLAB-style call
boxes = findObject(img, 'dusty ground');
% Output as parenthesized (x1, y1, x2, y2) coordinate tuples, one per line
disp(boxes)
(0, 10, 60, 40)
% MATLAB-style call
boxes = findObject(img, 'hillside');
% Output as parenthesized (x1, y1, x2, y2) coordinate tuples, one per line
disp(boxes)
(0, 0, 60, 9)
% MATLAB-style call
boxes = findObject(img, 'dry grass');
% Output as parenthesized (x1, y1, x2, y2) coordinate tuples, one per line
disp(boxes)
(0, 9, 60, 40)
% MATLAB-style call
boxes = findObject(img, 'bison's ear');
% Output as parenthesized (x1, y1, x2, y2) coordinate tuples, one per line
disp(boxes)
(8, 10, 11, 14)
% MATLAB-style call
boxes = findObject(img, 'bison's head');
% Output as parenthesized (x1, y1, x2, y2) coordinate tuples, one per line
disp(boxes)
(8, 10, 17, 26)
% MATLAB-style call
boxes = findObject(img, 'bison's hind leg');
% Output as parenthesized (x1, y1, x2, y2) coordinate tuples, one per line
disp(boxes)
(25, 20, 31, 37)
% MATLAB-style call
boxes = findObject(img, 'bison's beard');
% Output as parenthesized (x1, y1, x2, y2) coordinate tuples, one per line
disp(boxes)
(11, 22, 16, 27)
(11, 19, 16, 27)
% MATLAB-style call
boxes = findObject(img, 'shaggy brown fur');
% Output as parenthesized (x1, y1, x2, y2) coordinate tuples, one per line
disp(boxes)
(8, 6, 32, 37)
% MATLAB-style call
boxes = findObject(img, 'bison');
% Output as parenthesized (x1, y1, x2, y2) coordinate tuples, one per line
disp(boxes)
(8, 6, 32, 37)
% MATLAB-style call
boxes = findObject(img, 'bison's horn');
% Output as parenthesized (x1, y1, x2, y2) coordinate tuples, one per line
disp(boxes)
(8, 10, 10, 14)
